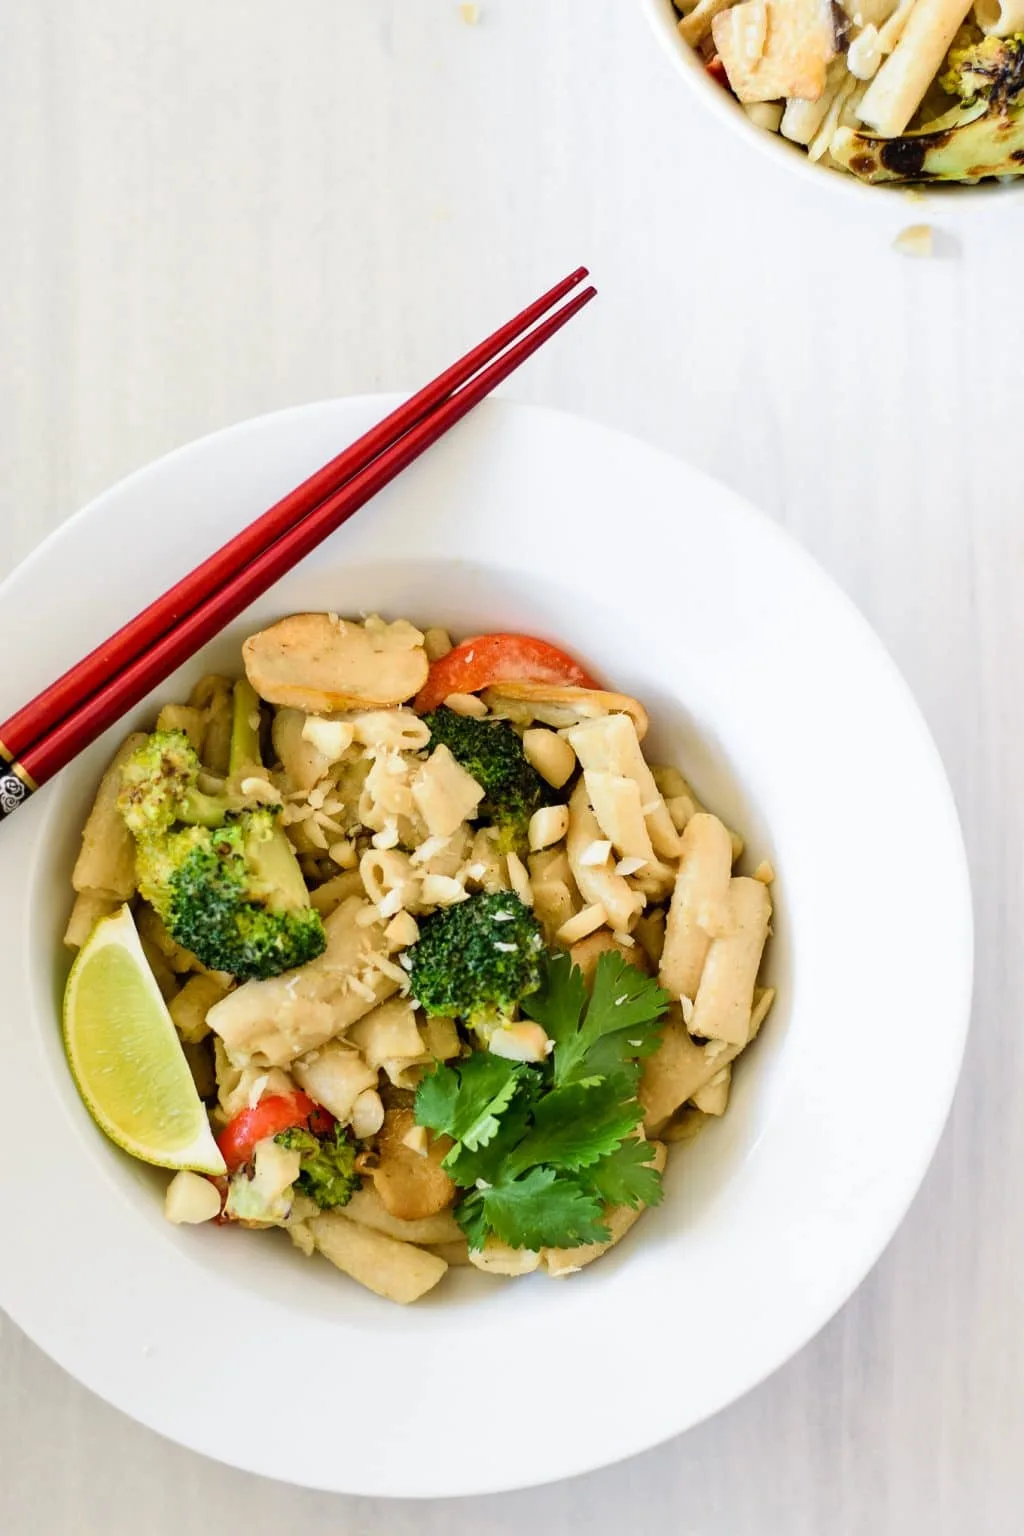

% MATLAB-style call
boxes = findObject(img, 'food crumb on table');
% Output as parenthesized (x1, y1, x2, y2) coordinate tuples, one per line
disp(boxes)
(893, 224, 935, 259)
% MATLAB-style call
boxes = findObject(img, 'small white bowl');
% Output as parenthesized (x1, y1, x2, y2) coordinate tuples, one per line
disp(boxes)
(0, 398, 972, 1495)
(641, 0, 1024, 208)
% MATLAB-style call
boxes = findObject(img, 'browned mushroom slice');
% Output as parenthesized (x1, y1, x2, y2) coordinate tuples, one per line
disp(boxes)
(371, 1107, 456, 1221)
(243, 614, 428, 713)
(481, 682, 649, 740)
(570, 928, 650, 985)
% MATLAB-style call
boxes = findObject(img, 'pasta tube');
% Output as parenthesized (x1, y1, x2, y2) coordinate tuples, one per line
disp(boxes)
(342, 1185, 463, 1246)
(63, 892, 119, 949)
(659, 813, 734, 1003)
(584, 770, 656, 865)
(639, 989, 774, 1134)
(567, 715, 680, 859)
(689, 877, 772, 1047)
(692, 1064, 732, 1116)
(974, 0, 1024, 31)
(566, 780, 644, 934)
(306, 1211, 448, 1304)
(71, 732, 146, 901)
(781, 58, 848, 143)
(677, 0, 739, 46)
(857, 0, 975, 134)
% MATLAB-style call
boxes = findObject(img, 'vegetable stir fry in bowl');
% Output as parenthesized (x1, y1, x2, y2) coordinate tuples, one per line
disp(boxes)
(63, 614, 775, 1305)
(650, 0, 1024, 188)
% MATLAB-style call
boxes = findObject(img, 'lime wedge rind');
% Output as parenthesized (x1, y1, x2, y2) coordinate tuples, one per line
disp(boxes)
(63, 906, 226, 1177)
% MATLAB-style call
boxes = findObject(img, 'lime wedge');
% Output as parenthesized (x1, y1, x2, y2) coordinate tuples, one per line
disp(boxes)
(63, 905, 226, 1175)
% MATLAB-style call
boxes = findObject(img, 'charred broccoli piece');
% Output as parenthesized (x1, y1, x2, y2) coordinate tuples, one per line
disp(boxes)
(941, 32, 1024, 103)
(424, 705, 551, 851)
(134, 811, 326, 980)
(408, 891, 546, 1026)
(119, 703, 326, 979)
(275, 1124, 359, 1209)
(118, 729, 232, 836)
(832, 32, 1024, 183)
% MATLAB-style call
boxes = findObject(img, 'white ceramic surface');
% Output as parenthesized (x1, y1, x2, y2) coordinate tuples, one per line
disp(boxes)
(640, 0, 1024, 209)
(0, 396, 972, 1497)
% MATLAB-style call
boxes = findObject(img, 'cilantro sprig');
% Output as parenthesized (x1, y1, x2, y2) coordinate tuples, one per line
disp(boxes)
(414, 951, 670, 1253)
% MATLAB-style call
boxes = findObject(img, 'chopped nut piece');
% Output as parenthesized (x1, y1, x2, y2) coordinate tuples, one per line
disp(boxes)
(528, 804, 570, 851)
(893, 224, 934, 259)
(557, 903, 607, 945)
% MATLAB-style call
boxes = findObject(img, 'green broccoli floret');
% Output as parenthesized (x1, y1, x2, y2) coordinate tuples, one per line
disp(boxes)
(135, 811, 326, 979)
(118, 729, 231, 836)
(941, 32, 1024, 104)
(119, 699, 326, 979)
(424, 705, 552, 851)
(275, 1124, 359, 1209)
(408, 890, 546, 1025)
(832, 33, 1024, 183)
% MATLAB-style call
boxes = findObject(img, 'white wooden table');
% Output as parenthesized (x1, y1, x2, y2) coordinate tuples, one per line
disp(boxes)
(0, 2, 1019, 1531)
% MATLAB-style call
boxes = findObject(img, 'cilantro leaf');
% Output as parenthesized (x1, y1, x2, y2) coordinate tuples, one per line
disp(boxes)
(520, 949, 587, 1056)
(501, 1078, 643, 1179)
(579, 1137, 665, 1211)
(415, 952, 670, 1254)
(549, 952, 670, 1087)
(456, 1168, 610, 1251)
(414, 1054, 526, 1153)
(443, 1074, 542, 1187)
(454, 1188, 490, 1253)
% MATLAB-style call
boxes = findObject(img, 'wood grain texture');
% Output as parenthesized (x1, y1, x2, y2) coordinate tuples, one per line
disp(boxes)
(0, 1, 1020, 1531)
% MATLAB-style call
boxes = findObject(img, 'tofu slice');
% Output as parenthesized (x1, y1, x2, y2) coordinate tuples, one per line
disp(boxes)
(712, 0, 837, 104)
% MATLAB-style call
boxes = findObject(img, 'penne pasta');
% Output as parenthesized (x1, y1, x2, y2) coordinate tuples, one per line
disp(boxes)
(168, 972, 231, 1045)
(857, 0, 976, 134)
(583, 769, 656, 864)
(659, 813, 734, 1003)
(974, 0, 1024, 31)
(677, 0, 739, 46)
(692, 1064, 732, 1116)
(568, 715, 680, 859)
(781, 58, 849, 143)
(306, 1211, 449, 1304)
(689, 877, 772, 1047)
(566, 780, 644, 934)
(63, 891, 119, 949)
(71, 733, 147, 902)
(639, 988, 773, 1134)
(342, 1185, 463, 1246)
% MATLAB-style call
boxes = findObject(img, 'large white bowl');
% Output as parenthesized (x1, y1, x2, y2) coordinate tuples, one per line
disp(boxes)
(0, 398, 971, 1496)
(641, 0, 1023, 208)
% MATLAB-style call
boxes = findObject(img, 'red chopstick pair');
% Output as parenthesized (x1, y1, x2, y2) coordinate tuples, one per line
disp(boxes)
(0, 268, 596, 824)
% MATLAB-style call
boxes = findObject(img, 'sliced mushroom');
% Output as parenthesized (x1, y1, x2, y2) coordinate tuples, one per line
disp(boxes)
(481, 682, 649, 741)
(371, 1107, 456, 1221)
(244, 613, 428, 713)
(570, 927, 650, 985)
